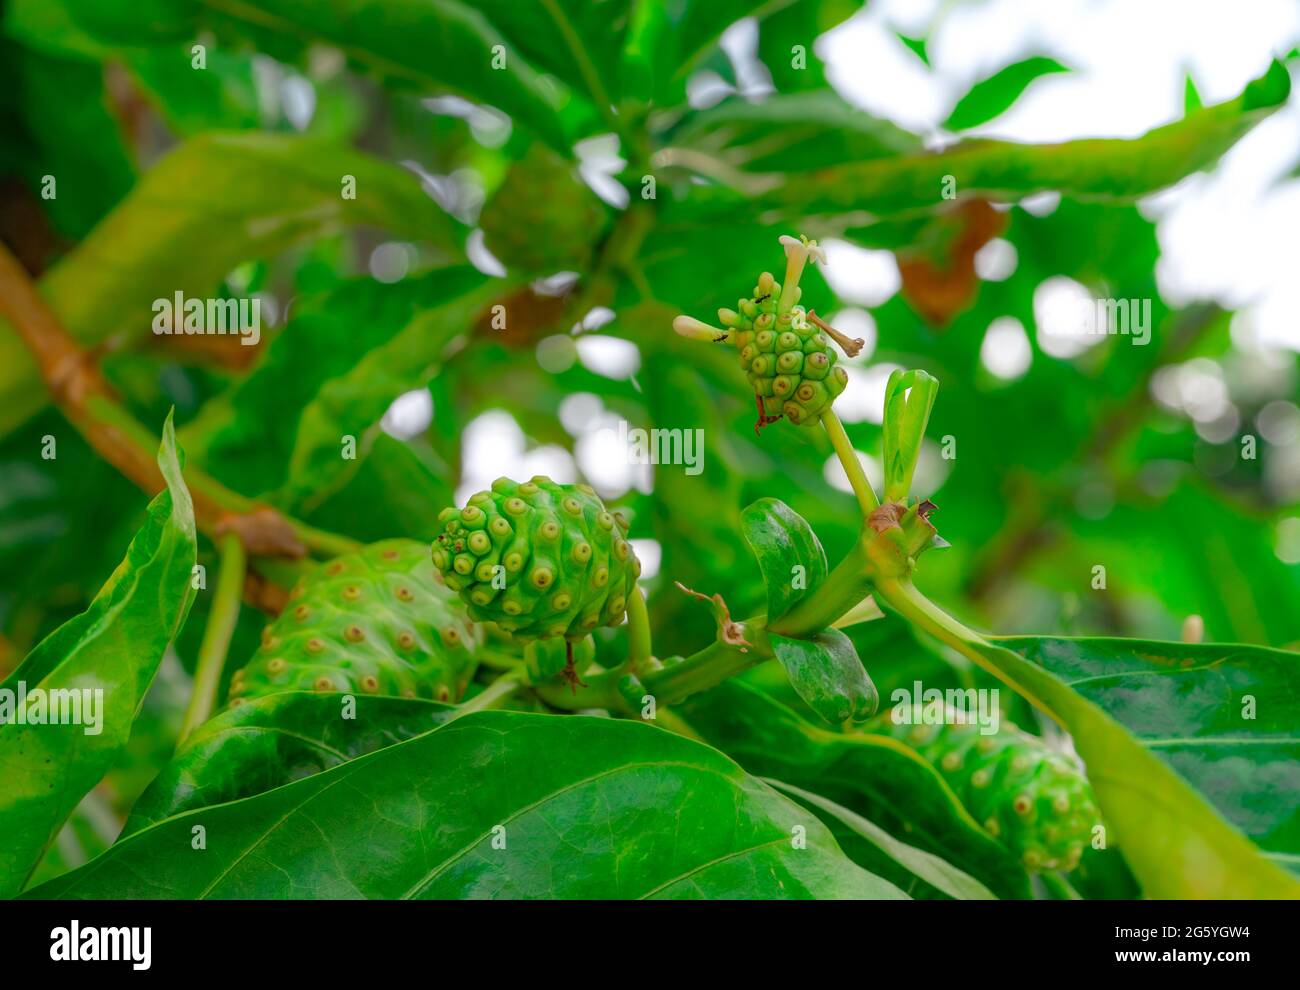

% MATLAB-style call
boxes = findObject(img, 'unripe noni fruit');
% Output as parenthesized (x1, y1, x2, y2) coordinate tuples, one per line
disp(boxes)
(721, 271, 849, 427)
(229, 539, 481, 706)
(875, 705, 1100, 873)
(432, 476, 640, 641)
(478, 143, 605, 273)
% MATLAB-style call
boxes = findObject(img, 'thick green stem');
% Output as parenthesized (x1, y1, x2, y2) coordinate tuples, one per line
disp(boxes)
(178, 533, 246, 743)
(820, 409, 879, 518)
(641, 636, 769, 707)
(767, 538, 873, 637)
(625, 585, 653, 669)
(872, 576, 1061, 724)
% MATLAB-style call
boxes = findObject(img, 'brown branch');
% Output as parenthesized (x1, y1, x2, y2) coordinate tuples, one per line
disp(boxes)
(0, 240, 360, 572)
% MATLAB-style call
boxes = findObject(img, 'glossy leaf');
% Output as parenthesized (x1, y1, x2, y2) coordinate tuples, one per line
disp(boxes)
(740, 497, 828, 621)
(0, 414, 196, 896)
(0, 133, 465, 436)
(939, 629, 1300, 897)
(677, 680, 1029, 898)
(124, 691, 458, 834)
(30, 712, 905, 899)
(996, 636, 1300, 874)
(768, 626, 878, 724)
(766, 778, 996, 900)
(732, 60, 1291, 219)
(943, 56, 1071, 131)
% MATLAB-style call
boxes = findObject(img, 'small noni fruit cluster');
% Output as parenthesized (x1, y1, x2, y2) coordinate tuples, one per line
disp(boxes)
(229, 539, 481, 706)
(878, 705, 1100, 872)
(721, 270, 849, 428)
(432, 476, 640, 642)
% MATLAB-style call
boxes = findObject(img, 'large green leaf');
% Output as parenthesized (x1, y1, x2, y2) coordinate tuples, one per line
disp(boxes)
(124, 691, 457, 835)
(740, 497, 828, 621)
(677, 680, 1029, 898)
(996, 636, 1300, 874)
(943, 56, 1071, 131)
(281, 268, 498, 506)
(0, 413, 196, 896)
(703, 60, 1291, 219)
(29, 712, 905, 899)
(887, 604, 1300, 897)
(58, 0, 577, 149)
(766, 778, 996, 900)
(0, 133, 466, 436)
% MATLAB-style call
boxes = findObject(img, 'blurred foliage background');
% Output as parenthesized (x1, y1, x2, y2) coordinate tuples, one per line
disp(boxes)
(1, 0, 1299, 874)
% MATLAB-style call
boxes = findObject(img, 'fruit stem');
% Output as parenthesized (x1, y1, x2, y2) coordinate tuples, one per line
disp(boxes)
(625, 585, 653, 670)
(766, 538, 873, 637)
(457, 670, 525, 715)
(819, 409, 879, 517)
(640, 637, 770, 707)
(178, 533, 246, 744)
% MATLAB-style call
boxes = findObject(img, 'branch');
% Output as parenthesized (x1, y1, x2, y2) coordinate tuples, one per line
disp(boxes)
(0, 240, 360, 569)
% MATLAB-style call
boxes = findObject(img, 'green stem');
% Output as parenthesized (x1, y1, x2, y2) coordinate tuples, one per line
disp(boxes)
(872, 576, 1060, 724)
(456, 670, 524, 715)
(820, 409, 879, 517)
(767, 538, 873, 637)
(625, 585, 652, 668)
(178, 533, 246, 743)
(640, 636, 769, 707)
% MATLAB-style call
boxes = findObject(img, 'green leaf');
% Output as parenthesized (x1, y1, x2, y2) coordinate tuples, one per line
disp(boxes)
(943, 56, 1071, 131)
(1184, 72, 1203, 114)
(123, 691, 458, 835)
(929, 628, 1300, 897)
(0, 133, 464, 437)
(623, 0, 782, 105)
(300, 433, 456, 543)
(2, 43, 135, 239)
(125, 46, 262, 134)
(470, 0, 629, 113)
(765, 778, 996, 899)
(0, 413, 196, 896)
(677, 680, 1030, 898)
(669, 91, 920, 174)
(768, 626, 878, 724)
(996, 636, 1300, 875)
(735, 60, 1290, 219)
(281, 268, 499, 506)
(31, 712, 905, 899)
(60, 0, 577, 150)
(896, 33, 929, 67)
(740, 497, 828, 621)
(757, 0, 861, 91)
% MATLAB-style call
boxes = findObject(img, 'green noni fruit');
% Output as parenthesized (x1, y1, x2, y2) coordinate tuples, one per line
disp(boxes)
(229, 539, 481, 706)
(720, 269, 850, 429)
(478, 143, 605, 273)
(877, 706, 1100, 872)
(432, 476, 640, 642)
